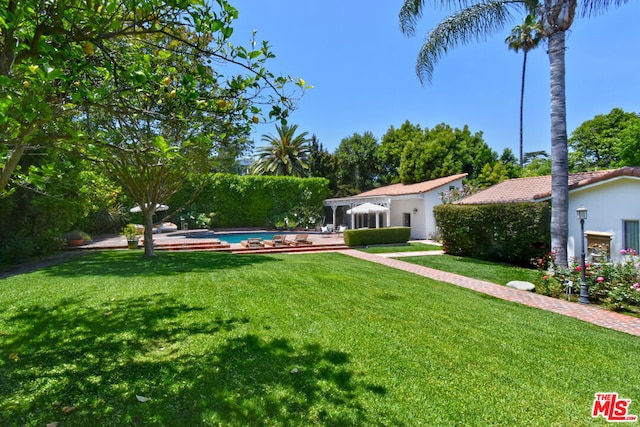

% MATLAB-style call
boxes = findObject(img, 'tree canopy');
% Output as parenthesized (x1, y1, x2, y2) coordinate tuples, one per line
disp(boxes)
(249, 124, 312, 177)
(569, 108, 640, 171)
(399, 123, 496, 184)
(334, 132, 379, 194)
(0, 0, 303, 198)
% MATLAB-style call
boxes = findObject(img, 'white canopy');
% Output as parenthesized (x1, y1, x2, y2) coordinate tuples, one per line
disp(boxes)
(346, 202, 389, 215)
(129, 203, 169, 213)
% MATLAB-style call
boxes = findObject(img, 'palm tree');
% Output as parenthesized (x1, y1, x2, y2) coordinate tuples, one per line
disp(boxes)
(399, 0, 628, 267)
(505, 14, 543, 168)
(250, 124, 311, 177)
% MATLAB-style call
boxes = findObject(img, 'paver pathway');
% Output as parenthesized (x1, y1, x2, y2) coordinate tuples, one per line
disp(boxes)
(340, 249, 640, 337)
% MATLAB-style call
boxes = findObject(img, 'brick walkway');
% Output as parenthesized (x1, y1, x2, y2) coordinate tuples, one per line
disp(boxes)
(340, 249, 640, 337)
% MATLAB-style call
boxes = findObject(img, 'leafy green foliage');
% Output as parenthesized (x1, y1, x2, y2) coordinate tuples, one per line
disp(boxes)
(0, 146, 124, 264)
(534, 252, 640, 311)
(169, 174, 330, 228)
(334, 132, 380, 195)
(399, 123, 496, 184)
(308, 135, 340, 193)
(249, 124, 312, 177)
(434, 203, 550, 266)
(569, 108, 640, 171)
(378, 121, 424, 184)
(343, 227, 410, 246)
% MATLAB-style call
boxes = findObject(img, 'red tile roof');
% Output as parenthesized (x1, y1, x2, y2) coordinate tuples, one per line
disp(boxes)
(354, 173, 468, 198)
(457, 167, 640, 205)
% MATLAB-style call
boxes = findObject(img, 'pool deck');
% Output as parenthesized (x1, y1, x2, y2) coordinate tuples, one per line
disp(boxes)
(69, 229, 349, 253)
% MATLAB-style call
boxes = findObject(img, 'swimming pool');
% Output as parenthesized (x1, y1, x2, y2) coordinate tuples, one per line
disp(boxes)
(182, 231, 305, 244)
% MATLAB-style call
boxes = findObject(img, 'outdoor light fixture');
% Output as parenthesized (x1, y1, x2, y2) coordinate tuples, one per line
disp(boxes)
(577, 205, 589, 304)
(413, 208, 418, 214)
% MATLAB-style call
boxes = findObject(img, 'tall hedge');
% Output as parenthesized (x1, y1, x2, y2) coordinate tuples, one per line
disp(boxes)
(434, 202, 550, 266)
(178, 174, 330, 228)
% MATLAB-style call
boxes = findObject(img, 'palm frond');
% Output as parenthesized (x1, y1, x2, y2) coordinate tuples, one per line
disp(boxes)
(399, 0, 425, 36)
(579, 0, 629, 17)
(416, 0, 517, 83)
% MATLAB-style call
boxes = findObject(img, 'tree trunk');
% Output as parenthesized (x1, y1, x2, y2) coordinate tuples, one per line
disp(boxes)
(548, 31, 569, 268)
(0, 143, 26, 196)
(519, 51, 527, 167)
(143, 209, 156, 257)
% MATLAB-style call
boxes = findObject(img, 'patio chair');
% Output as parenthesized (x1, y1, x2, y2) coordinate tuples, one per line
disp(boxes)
(264, 235, 290, 247)
(336, 225, 348, 233)
(290, 234, 313, 246)
(240, 238, 264, 249)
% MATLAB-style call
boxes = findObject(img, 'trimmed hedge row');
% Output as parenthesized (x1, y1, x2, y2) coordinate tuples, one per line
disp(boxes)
(172, 174, 331, 228)
(344, 227, 411, 247)
(433, 202, 550, 266)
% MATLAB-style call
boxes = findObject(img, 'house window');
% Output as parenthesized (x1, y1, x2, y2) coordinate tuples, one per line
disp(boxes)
(623, 220, 640, 251)
(403, 213, 411, 227)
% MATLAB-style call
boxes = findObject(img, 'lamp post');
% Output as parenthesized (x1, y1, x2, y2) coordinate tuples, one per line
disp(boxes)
(576, 205, 589, 304)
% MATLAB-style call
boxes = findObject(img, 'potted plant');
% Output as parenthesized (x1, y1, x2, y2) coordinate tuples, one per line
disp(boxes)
(64, 230, 90, 246)
(122, 223, 140, 249)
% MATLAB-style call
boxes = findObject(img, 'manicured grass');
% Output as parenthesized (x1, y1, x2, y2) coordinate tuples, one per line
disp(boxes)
(358, 242, 442, 253)
(0, 251, 638, 426)
(400, 253, 540, 285)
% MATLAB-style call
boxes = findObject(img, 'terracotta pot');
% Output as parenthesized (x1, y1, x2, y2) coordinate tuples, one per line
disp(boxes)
(66, 239, 85, 246)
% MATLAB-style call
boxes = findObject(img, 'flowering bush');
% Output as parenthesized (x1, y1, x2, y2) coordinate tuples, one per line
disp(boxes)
(534, 251, 640, 311)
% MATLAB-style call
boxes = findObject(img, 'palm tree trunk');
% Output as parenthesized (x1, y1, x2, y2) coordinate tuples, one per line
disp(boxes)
(519, 51, 527, 167)
(548, 31, 569, 268)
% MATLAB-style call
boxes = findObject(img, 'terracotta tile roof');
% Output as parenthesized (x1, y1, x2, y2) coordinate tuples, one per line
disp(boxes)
(354, 173, 468, 198)
(457, 167, 640, 205)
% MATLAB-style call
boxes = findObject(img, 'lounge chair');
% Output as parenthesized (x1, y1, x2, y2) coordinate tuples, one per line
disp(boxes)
(264, 235, 290, 247)
(321, 224, 334, 233)
(240, 238, 264, 249)
(290, 234, 312, 246)
(336, 225, 348, 233)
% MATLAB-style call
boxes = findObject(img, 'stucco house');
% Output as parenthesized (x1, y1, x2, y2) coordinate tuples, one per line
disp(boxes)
(456, 167, 640, 263)
(323, 173, 467, 240)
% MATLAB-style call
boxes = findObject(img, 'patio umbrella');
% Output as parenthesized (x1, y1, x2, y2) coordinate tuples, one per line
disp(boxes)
(129, 203, 169, 213)
(346, 202, 389, 215)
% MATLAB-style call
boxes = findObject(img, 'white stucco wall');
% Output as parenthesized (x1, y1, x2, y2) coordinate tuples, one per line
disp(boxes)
(323, 176, 466, 240)
(567, 177, 640, 263)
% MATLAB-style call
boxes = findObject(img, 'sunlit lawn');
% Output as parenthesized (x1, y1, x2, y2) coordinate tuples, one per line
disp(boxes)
(0, 251, 638, 426)
(358, 242, 442, 253)
(398, 253, 541, 285)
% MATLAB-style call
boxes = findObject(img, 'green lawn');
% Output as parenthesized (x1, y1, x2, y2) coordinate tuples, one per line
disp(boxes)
(358, 242, 442, 253)
(399, 253, 541, 285)
(0, 251, 638, 426)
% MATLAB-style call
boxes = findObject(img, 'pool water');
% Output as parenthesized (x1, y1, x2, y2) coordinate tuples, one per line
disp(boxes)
(184, 231, 297, 244)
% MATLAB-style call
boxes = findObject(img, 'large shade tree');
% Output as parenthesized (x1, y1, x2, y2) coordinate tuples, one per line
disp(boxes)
(399, 123, 496, 184)
(0, 0, 301, 198)
(568, 108, 640, 171)
(399, 0, 629, 267)
(335, 131, 380, 194)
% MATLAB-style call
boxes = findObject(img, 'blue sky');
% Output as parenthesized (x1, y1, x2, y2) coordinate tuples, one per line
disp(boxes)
(231, 1, 640, 158)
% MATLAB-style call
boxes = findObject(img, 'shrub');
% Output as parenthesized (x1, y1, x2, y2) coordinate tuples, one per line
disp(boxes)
(434, 202, 550, 266)
(534, 253, 640, 311)
(169, 174, 330, 228)
(344, 227, 410, 247)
